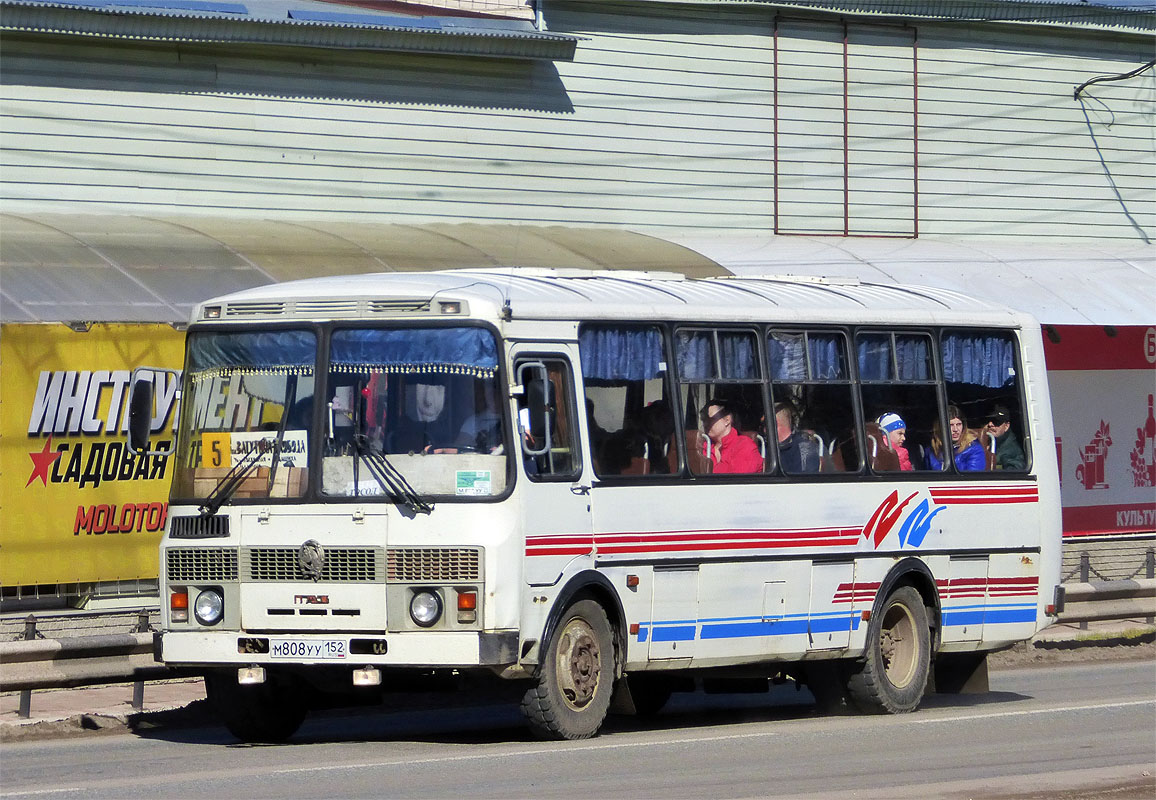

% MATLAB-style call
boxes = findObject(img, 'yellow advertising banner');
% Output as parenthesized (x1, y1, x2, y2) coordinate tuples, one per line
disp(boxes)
(1, 323, 184, 588)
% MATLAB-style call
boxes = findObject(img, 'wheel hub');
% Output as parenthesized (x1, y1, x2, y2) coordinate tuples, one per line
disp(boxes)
(557, 620, 601, 709)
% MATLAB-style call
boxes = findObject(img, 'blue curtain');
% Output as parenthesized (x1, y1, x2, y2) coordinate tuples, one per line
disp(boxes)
(720, 333, 757, 379)
(768, 332, 844, 381)
(857, 336, 892, 381)
(330, 327, 498, 377)
(580, 326, 664, 381)
(941, 333, 1016, 388)
(188, 330, 316, 375)
(675, 331, 758, 381)
(768, 333, 806, 381)
(809, 335, 844, 379)
(675, 331, 714, 380)
(896, 336, 931, 380)
(858, 335, 931, 381)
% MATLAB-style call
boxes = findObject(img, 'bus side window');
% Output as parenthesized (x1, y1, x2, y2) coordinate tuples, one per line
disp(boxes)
(517, 357, 581, 480)
(940, 330, 1030, 472)
(579, 324, 674, 478)
(857, 331, 940, 473)
(674, 327, 766, 476)
(768, 330, 860, 474)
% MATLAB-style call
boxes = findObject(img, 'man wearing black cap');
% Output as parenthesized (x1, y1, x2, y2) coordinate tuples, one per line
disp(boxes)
(985, 405, 1025, 470)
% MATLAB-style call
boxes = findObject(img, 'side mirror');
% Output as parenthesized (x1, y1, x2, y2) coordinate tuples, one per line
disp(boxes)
(127, 367, 179, 456)
(516, 362, 553, 457)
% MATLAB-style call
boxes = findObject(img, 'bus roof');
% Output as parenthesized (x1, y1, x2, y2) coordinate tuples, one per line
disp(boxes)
(194, 267, 1032, 328)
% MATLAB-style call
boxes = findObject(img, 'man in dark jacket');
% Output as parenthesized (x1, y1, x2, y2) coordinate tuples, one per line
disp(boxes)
(985, 405, 1026, 470)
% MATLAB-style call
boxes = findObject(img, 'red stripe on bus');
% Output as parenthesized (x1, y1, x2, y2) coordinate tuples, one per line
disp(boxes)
(598, 537, 859, 555)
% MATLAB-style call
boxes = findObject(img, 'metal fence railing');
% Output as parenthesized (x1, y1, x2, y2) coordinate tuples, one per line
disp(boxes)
(1053, 578, 1156, 625)
(2, 579, 1154, 720)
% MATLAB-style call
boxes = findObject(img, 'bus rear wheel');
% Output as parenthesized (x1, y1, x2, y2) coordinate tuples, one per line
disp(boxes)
(846, 586, 930, 714)
(205, 670, 308, 743)
(521, 599, 615, 740)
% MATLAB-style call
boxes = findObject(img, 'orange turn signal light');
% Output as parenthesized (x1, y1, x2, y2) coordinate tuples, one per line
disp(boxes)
(170, 591, 189, 610)
(457, 591, 477, 611)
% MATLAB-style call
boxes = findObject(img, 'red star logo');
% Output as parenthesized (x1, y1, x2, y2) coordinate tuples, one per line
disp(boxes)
(26, 436, 63, 487)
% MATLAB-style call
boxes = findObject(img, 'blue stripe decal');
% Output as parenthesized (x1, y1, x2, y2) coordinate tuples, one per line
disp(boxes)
(984, 607, 1037, 624)
(701, 619, 808, 639)
(941, 604, 1036, 626)
(942, 610, 985, 626)
(650, 625, 696, 642)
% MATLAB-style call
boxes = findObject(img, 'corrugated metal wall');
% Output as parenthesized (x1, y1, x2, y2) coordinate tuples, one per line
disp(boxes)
(0, 1, 1151, 239)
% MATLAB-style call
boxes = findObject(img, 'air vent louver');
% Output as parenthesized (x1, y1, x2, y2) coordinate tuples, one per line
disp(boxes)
(166, 548, 239, 582)
(368, 299, 431, 314)
(387, 548, 481, 582)
(170, 515, 230, 539)
(225, 301, 286, 317)
(244, 547, 381, 582)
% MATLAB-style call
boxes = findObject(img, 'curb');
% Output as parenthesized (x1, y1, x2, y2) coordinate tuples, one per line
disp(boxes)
(1032, 630, 1156, 650)
(0, 698, 214, 742)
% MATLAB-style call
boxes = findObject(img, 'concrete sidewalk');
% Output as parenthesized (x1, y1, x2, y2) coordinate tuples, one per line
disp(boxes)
(0, 677, 207, 737)
(2, 619, 1152, 739)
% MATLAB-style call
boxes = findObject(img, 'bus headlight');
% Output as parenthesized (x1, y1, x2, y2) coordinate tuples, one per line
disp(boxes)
(194, 589, 224, 626)
(409, 590, 443, 627)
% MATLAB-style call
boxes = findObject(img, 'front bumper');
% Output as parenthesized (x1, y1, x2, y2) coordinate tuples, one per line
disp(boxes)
(157, 629, 518, 668)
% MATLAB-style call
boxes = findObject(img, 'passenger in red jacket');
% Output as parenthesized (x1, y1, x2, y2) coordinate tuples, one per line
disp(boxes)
(701, 400, 764, 474)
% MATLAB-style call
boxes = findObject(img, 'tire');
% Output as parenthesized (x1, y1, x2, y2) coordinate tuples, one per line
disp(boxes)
(521, 599, 615, 740)
(846, 586, 930, 714)
(205, 670, 308, 743)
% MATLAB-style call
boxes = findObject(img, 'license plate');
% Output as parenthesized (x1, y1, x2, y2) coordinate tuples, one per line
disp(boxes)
(269, 639, 347, 660)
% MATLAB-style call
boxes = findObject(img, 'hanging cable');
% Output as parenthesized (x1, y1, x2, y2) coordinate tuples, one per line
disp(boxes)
(1074, 59, 1156, 100)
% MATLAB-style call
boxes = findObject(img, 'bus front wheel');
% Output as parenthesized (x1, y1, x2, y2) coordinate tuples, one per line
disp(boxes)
(521, 599, 615, 740)
(205, 669, 308, 743)
(846, 586, 930, 714)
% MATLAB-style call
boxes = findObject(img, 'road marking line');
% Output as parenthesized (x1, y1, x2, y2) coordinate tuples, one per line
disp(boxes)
(3, 699, 1151, 797)
(0, 789, 85, 797)
(274, 698, 1156, 775)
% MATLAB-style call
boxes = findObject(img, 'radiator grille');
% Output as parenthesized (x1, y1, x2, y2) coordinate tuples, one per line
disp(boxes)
(387, 548, 481, 582)
(166, 548, 238, 582)
(170, 515, 230, 539)
(245, 547, 381, 582)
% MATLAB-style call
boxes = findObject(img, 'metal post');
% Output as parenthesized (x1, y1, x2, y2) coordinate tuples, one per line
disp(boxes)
(18, 616, 36, 718)
(1146, 548, 1154, 625)
(1079, 552, 1090, 630)
(131, 610, 149, 711)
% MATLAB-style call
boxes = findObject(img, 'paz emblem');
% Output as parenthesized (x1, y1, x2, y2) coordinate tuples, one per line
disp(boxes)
(298, 539, 325, 581)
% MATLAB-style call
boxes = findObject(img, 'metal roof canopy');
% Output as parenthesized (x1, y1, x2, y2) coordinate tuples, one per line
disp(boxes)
(0, 214, 727, 324)
(668, 233, 1156, 326)
(1, 213, 1152, 326)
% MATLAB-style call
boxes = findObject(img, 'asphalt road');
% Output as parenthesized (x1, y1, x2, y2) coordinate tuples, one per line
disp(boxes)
(1, 660, 1153, 800)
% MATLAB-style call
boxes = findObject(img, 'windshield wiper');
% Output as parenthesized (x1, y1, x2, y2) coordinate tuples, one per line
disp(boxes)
(352, 434, 433, 515)
(199, 444, 265, 517)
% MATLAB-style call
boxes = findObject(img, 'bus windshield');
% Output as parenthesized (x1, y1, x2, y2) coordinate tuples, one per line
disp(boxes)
(320, 326, 509, 500)
(171, 329, 316, 501)
(171, 325, 510, 504)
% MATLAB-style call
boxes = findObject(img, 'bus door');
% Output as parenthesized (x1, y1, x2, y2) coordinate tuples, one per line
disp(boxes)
(649, 565, 699, 660)
(511, 347, 592, 587)
(809, 560, 855, 650)
(942, 555, 989, 643)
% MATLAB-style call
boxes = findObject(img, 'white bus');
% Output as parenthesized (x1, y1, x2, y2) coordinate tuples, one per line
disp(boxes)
(129, 268, 1062, 742)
